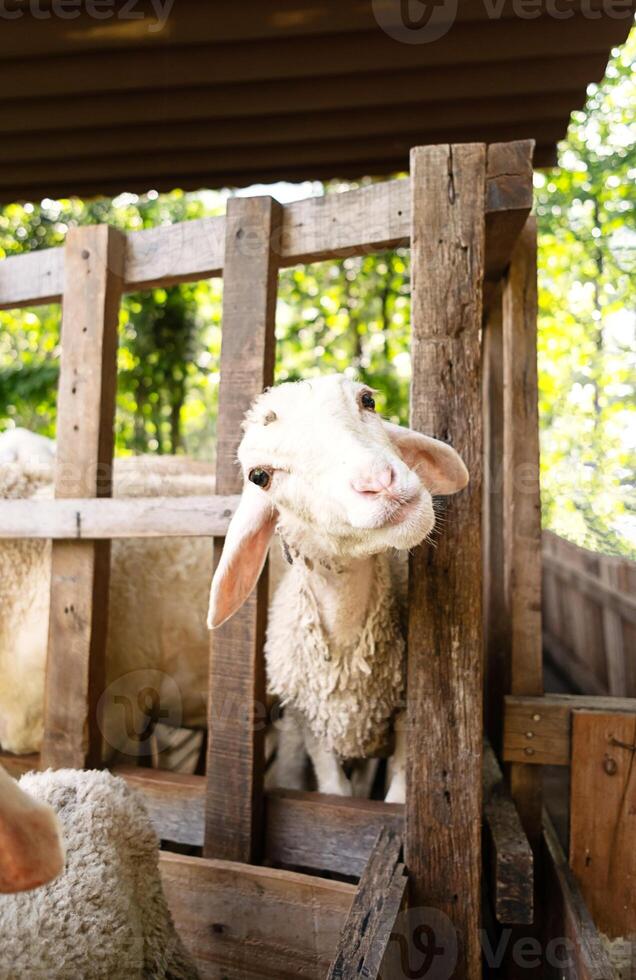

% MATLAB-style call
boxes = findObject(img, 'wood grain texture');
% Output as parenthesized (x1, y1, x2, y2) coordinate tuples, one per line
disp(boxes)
(0, 494, 239, 539)
(0, 17, 626, 103)
(265, 790, 403, 878)
(406, 142, 486, 979)
(41, 225, 125, 770)
(483, 290, 509, 750)
(569, 711, 636, 940)
(541, 813, 617, 980)
(503, 694, 636, 766)
(1, 147, 541, 311)
(483, 741, 534, 925)
(204, 196, 282, 863)
(116, 766, 206, 848)
(159, 851, 354, 980)
(502, 217, 543, 842)
(0, 246, 63, 310)
(0, 55, 602, 140)
(114, 772, 405, 874)
(327, 827, 406, 980)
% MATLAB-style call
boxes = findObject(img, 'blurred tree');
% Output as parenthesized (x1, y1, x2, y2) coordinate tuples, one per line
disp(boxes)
(534, 30, 635, 557)
(0, 191, 224, 456)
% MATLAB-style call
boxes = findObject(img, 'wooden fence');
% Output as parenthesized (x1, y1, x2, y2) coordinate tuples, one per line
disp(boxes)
(1, 139, 630, 979)
(543, 530, 636, 697)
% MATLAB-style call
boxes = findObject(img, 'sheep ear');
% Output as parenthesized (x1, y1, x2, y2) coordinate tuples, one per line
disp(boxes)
(383, 420, 469, 495)
(207, 482, 278, 629)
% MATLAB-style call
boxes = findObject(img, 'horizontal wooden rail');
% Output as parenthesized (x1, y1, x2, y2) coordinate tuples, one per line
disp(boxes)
(265, 789, 403, 878)
(159, 851, 354, 980)
(503, 693, 636, 766)
(0, 141, 531, 310)
(0, 494, 239, 539)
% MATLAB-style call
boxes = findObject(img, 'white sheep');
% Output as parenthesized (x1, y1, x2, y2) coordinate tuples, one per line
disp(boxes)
(0, 430, 214, 758)
(0, 768, 198, 978)
(208, 374, 468, 802)
(0, 763, 64, 893)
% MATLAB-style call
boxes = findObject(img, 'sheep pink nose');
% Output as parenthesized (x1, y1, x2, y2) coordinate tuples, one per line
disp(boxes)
(351, 466, 395, 495)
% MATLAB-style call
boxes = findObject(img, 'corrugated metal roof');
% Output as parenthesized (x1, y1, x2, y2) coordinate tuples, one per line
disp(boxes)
(0, 0, 633, 199)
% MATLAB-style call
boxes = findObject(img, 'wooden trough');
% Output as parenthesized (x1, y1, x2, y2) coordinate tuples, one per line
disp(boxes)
(1, 139, 634, 978)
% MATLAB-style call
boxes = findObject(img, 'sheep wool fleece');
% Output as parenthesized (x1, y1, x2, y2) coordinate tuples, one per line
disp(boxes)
(0, 769, 198, 980)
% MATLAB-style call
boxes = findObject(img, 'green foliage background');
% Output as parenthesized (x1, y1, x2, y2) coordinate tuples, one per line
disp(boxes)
(0, 31, 634, 557)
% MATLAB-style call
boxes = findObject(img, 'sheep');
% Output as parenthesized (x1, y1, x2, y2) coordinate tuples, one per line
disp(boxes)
(208, 374, 468, 802)
(0, 768, 198, 979)
(0, 763, 64, 894)
(0, 429, 214, 759)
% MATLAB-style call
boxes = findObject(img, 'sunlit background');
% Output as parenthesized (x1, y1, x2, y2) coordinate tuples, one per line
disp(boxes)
(1, 29, 634, 557)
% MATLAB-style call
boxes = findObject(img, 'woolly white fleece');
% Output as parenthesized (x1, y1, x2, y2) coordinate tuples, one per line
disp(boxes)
(0, 454, 214, 755)
(267, 548, 406, 759)
(0, 768, 198, 980)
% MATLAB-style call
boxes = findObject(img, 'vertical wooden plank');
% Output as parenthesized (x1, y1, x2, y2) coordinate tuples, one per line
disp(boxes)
(483, 287, 508, 751)
(41, 225, 125, 769)
(502, 217, 543, 841)
(204, 195, 282, 863)
(570, 710, 636, 941)
(407, 142, 486, 979)
(601, 562, 627, 696)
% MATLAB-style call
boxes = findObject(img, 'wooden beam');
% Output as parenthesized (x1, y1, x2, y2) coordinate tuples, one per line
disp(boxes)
(0, 95, 578, 166)
(0, 56, 605, 137)
(504, 694, 636, 767)
(124, 215, 224, 292)
(0, 123, 565, 192)
(407, 142, 485, 978)
(569, 711, 636, 940)
(114, 766, 206, 848)
(0, 17, 626, 103)
(0, 495, 239, 539)
(483, 290, 509, 748)
(541, 813, 618, 980)
(159, 851, 354, 980)
(5, 0, 628, 59)
(204, 196, 282, 863)
(265, 790, 403, 878)
(0, 247, 63, 310)
(327, 827, 406, 980)
(483, 741, 534, 926)
(0, 143, 559, 203)
(41, 225, 125, 770)
(0, 149, 532, 312)
(502, 217, 543, 842)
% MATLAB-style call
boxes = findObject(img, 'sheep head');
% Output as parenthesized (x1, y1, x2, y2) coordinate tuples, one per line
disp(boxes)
(208, 375, 468, 628)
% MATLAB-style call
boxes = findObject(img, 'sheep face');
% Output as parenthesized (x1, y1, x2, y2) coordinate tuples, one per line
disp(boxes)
(208, 374, 468, 628)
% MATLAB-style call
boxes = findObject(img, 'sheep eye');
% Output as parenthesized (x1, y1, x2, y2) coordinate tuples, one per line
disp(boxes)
(248, 467, 271, 489)
(360, 391, 376, 411)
